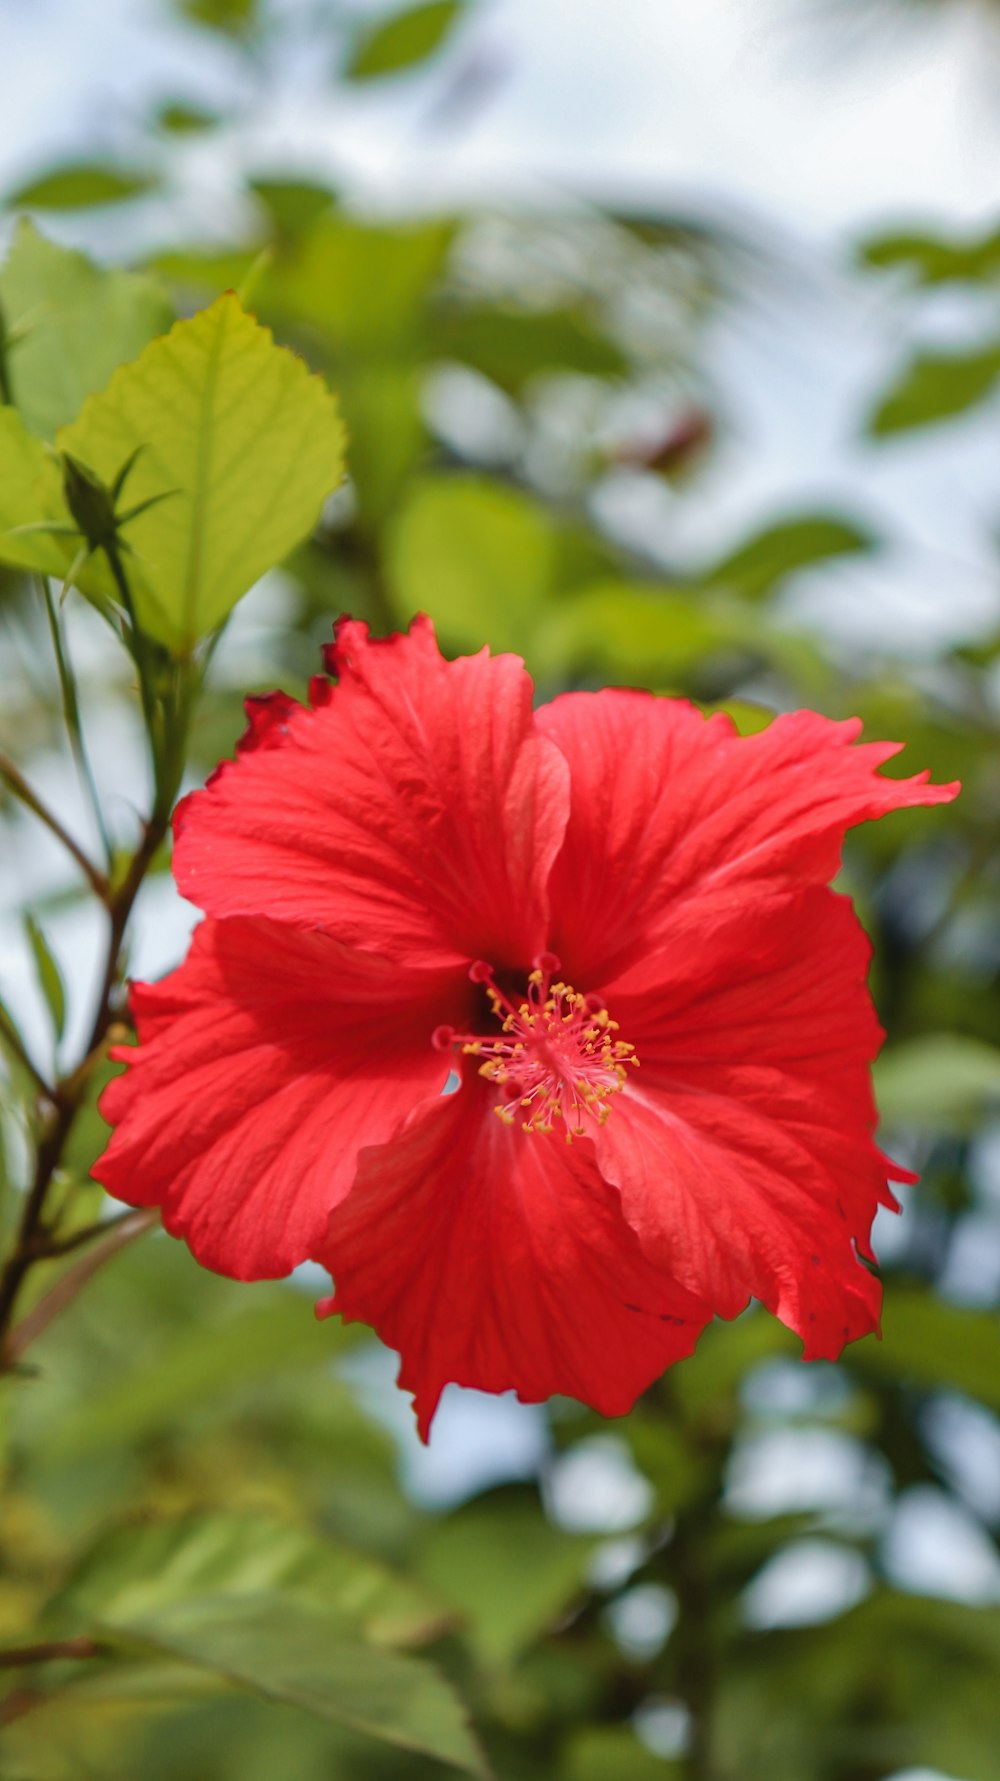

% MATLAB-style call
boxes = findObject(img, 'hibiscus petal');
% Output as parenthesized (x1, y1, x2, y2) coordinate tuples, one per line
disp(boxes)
(316, 1077, 713, 1439)
(537, 690, 958, 985)
(93, 918, 464, 1279)
(173, 616, 569, 971)
(596, 888, 900, 1359)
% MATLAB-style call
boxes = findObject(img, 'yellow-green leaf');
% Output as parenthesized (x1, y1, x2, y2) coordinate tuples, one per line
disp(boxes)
(58, 294, 346, 649)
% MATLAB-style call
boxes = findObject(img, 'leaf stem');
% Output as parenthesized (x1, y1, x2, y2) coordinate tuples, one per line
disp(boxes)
(0, 1002, 55, 1103)
(4, 1209, 158, 1368)
(0, 752, 108, 901)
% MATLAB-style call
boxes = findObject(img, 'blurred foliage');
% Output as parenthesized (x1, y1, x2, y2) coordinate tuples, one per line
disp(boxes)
(344, 0, 469, 80)
(862, 212, 1000, 434)
(3, 166, 160, 214)
(1, 5, 999, 1780)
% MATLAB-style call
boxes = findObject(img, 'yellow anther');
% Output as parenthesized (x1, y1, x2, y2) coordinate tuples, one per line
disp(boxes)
(446, 958, 637, 1138)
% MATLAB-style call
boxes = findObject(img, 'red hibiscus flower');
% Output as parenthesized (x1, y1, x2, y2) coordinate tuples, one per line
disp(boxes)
(93, 617, 958, 1439)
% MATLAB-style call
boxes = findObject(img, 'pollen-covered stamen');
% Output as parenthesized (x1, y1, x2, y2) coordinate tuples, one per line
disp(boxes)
(441, 955, 638, 1140)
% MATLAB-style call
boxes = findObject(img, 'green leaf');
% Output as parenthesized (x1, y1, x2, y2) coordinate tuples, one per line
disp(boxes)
(180, 0, 257, 32)
(6, 164, 157, 211)
(57, 294, 346, 649)
(868, 341, 1000, 435)
(55, 1511, 450, 1652)
(856, 1288, 1000, 1411)
(156, 102, 222, 135)
(0, 220, 174, 439)
(699, 515, 874, 602)
(249, 178, 336, 236)
(874, 1033, 1000, 1134)
(861, 226, 1000, 286)
(385, 475, 555, 651)
(346, 1, 465, 81)
(417, 1493, 594, 1668)
(23, 914, 66, 1043)
(99, 1593, 486, 1774)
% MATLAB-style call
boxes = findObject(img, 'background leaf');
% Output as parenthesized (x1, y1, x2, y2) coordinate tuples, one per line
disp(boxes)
(23, 913, 66, 1043)
(54, 1511, 450, 1651)
(5, 165, 158, 212)
(698, 514, 874, 601)
(857, 1289, 1000, 1410)
(345, 1, 465, 80)
(416, 1492, 594, 1668)
(101, 1595, 487, 1774)
(874, 1033, 1000, 1133)
(385, 475, 555, 651)
(0, 220, 174, 439)
(867, 341, 1000, 434)
(861, 225, 1000, 286)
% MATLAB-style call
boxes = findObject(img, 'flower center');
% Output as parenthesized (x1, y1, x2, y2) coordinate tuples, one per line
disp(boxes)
(434, 953, 638, 1139)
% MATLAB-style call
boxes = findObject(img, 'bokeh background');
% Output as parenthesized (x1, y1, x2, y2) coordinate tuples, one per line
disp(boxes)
(2, 2, 1000, 1777)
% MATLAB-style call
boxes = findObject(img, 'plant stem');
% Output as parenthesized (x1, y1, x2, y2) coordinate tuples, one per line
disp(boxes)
(0, 753, 109, 900)
(4, 1210, 158, 1368)
(104, 543, 164, 799)
(673, 1514, 718, 1781)
(0, 1639, 103, 1670)
(650, 1376, 724, 1781)
(38, 577, 113, 866)
(0, 812, 167, 1362)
